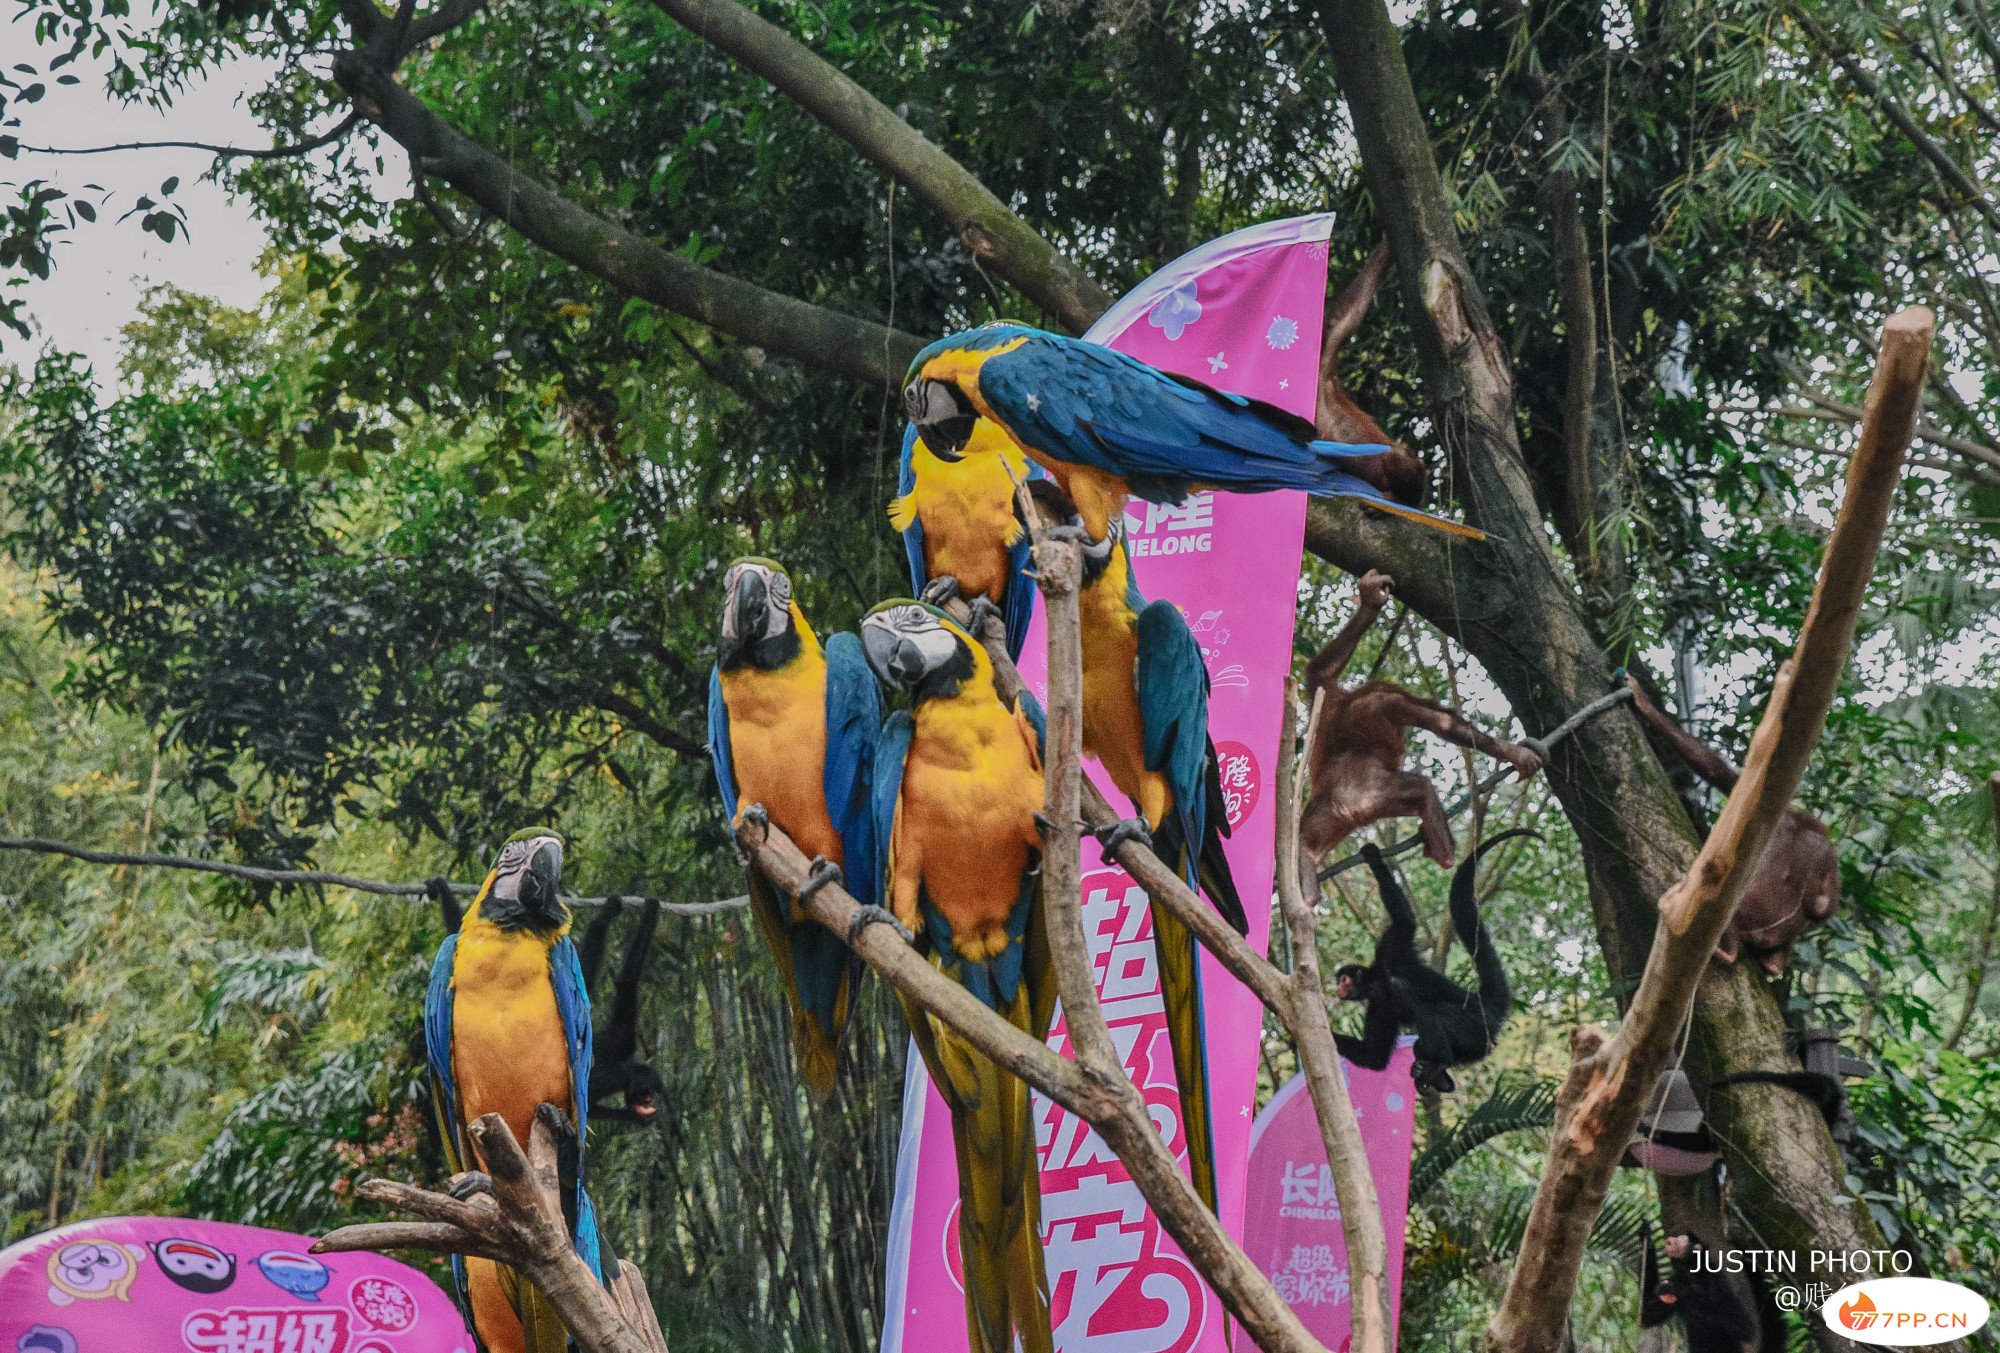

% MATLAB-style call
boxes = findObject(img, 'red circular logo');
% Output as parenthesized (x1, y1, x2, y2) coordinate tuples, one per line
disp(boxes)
(1212, 741, 1259, 829)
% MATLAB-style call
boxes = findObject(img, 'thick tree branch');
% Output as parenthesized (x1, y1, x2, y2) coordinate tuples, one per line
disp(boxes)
(330, 50, 923, 386)
(1490, 308, 1932, 1353)
(644, 0, 1111, 334)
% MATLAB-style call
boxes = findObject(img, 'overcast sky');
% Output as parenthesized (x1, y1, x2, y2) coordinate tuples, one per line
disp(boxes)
(9, 51, 287, 384)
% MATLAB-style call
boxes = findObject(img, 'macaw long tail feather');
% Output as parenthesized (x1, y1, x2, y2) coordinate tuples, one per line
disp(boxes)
(935, 1000, 1054, 1353)
(1151, 898, 1221, 1219)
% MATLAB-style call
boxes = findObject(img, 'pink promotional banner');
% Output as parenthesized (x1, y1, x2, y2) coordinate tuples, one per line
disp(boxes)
(1244, 1048, 1418, 1352)
(0, 1215, 474, 1353)
(880, 214, 1336, 1352)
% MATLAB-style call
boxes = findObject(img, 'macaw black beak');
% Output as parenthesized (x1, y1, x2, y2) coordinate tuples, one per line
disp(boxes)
(728, 568, 769, 646)
(860, 622, 925, 692)
(521, 840, 564, 918)
(904, 379, 976, 463)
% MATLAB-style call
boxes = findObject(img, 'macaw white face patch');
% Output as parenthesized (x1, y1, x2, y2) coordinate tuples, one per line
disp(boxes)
(721, 560, 792, 641)
(861, 605, 964, 687)
(491, 834, 563, 902)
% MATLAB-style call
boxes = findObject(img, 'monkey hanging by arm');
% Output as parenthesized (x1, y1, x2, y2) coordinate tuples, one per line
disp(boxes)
(1333, 831, 1529, 1092)
(1621, 673, 1840, 973)
(585, 898, 665, 1126)
(1300, 572, 1544, 868)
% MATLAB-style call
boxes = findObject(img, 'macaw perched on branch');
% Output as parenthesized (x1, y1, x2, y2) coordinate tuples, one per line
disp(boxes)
(903, 322, 1486, 542)
(1029, 481, 1246, 1219)
(859, 600, 1056, 1353)
(709, 557, 881, 1101)
(887, 422, 1040, 659)
(425, 829, 604, 1353)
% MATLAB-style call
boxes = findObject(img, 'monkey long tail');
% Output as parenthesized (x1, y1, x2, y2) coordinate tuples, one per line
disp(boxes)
(1450, 828, 1538, 1040)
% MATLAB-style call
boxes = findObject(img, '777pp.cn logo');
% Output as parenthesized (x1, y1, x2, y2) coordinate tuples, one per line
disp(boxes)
(1824, 1278, 1990, 1346)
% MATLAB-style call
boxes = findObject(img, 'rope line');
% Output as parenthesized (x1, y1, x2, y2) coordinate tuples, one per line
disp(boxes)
(0, 836, 748, 915)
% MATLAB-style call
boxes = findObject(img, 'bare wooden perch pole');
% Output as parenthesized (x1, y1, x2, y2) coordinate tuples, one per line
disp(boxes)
(1486, 306, 1934, 1353)
(317, 1108, 669, 1353)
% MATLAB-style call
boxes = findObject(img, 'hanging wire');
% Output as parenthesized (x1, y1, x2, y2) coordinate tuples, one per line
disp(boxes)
(0, 835, 747, 915)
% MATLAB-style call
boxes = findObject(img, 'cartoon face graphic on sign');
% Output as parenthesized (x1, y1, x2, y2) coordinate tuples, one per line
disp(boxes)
(44, 1239, 144, 1305)
(151, 1236, 237, 1294)
(255, 1248, 331, 1301)
(16, 1327, 78, 1353)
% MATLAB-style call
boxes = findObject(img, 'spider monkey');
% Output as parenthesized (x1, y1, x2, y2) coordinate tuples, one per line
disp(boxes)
(1333, 829, 1529, 1093)
(577, 895, 665, 1125)
(1301, 572, 1544, 867)
(1316, 239, 1429, 507)
(1621, 673, 1840, 974)
(1642, 1233, 1761, 1353)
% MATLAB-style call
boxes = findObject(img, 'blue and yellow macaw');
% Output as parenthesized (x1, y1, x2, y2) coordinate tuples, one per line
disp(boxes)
(858, 600, 1055, 1353)
(1040, 487, 1245, 1221)
(425, 829, 604, 1353)
(887, 421, 1040, 660)
(902, 322, 1485, 542)
(708, 557, 880, 1100)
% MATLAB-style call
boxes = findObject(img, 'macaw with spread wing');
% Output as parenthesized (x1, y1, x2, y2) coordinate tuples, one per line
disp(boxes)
(902, 322, 1486, 542)
(859, 599, 1055, 1353)
(708, 557, 880, 1101)
(1028, 480, 1246, 1219)
(888, 421, 1040, 659)
(425, 828, 604, 1353)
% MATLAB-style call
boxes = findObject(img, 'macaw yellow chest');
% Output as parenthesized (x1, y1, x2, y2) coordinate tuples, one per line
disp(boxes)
(1078, 572, 1170, 827)
(911, 434, 1026, 604)
(450, 918, 574, 1150)
(720, 658, 841, 863)
(898, 700, 1044, 953)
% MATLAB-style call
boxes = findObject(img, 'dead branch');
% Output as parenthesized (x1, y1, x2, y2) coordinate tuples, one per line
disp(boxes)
(1486, 307, 1934, 1353)
(317, 1109, 668, 1353)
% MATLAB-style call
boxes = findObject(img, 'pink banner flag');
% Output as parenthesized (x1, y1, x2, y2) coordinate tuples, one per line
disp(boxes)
(0, 1215, 474, 1353)
(881, 215, 1336, 1353)
(1244, 1048, 1419, 1351)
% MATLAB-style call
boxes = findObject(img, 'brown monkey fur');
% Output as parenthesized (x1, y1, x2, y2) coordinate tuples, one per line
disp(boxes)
(1623, 674, 1839, 974)
(1300, 572, 1543, 867)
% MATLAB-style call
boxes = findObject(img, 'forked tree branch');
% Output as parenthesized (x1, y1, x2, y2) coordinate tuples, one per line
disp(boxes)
(1487, 307, 1933, 1353)
(316, 1109, 669, 1353)
(643, 0, 1112, 334)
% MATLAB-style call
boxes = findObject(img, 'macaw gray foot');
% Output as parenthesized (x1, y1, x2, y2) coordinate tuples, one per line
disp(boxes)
(732, 804, 770, 853)
(1094, 817, 1155, 857)
(920, 576, 962, 607)
(1043, 522, 1095, 546)
(447, 1171, 493, 1201)
(796, 857, 844, 903)
(965, 595, 1003, 638)
(847, 904, 916, 946)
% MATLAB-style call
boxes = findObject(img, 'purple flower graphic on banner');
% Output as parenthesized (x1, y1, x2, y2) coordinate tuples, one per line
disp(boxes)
(1265, 315, 1299, 350)
(1148, 281, 1203, 341)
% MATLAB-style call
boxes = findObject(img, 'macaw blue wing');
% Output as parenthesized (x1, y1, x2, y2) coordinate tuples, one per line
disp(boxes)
(979, 334, 1382, 498)
(708, 665, 739, 823)
(871, 711, 914, 921)
(1135, 599, 1211, 889)
(823, 632, 883, 909)
(1002, 528, 1036, 660)
(549, 935, 602, 1278)
(423, 934, 463, 1170)
(896, 425, 928, 596)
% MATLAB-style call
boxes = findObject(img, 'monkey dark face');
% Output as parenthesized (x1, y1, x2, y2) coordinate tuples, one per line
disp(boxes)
(1334, 965, 1368, 1001)
(1664, 1234, 1696, 1261)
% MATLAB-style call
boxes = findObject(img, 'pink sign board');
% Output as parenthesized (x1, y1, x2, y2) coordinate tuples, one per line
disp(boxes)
(880, 215, 1336, 1352)
(1244, 1050, 1418, 1351)
(0, 1216, 473, 1353)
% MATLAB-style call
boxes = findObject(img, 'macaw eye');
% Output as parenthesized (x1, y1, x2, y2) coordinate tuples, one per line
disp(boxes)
(765, 570, 793, 613)
(882, 604, 934, 635)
